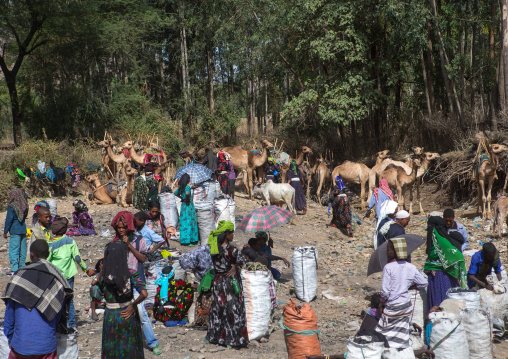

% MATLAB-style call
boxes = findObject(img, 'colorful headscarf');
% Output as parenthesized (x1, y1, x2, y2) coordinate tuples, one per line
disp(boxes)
(73, 212, 95, 230)
(389, 237, 407, 260)
(374, 179, 394, 201)
(8, 189, 28, 220)
(217, 151, 227, 162)
(290, 159, 298, 174)
(50, 216, 69, 236)
(208, 220, 235, 255)
(335, 176, 346, 191)
(73, 199, 88, 214)
(111, 211, 136, 240)
(268, 157, 274, 164)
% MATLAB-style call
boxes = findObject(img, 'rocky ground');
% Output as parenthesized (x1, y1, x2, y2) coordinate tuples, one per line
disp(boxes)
(0, 182, 507, 358)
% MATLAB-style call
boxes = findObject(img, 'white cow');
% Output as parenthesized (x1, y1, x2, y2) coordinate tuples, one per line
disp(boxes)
(253, 180, 296, 214)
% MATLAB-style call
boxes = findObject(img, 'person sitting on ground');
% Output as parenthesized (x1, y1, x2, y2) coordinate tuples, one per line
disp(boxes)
(89, 258, 105, 321)
(366, 178, 394, 219)
(179, 243, 213, 282)
(3, 188, 28, 275)
(375, 200, 398, 249)
(48, 216, 95, 331)
(468, 242, 502, 290)
(67, 199, 96, 237)
(385, 210, 410, 241)
(3, 239, 73, 359)
(376, 238, 427, 350)
(255, 231, 290, 278)
(443, 208, 469, 251)
(134, 211, 165, 252)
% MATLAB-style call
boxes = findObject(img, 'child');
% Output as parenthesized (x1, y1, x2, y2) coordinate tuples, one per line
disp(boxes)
(89, 258, 105, 321)
(376, 238, 427, 350)
(134, 211, 166, 252)
(3, 189, 28, 275)
(67, 199, 96, 236)
(31, 206, 54, 247)
(48, 216, 95, 331)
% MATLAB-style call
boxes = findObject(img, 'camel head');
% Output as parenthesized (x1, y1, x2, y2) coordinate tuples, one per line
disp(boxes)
(412, 147, 424, 156)
(376, 150, 390, 160)
(85, 174, 100, 184)
(490, 144, 508, 154)
(123, 140, 134, 149)
(261, 139, 274, 149)
(301, 146, 313, 155)
(411, 158, 422, 168)
(125, 162, 137, 177)
(424, 152, 440, 161)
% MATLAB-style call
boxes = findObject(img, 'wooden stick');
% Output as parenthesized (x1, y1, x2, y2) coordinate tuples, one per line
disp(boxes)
(104, 131, 107, 141)
(279, 140, 284, 152)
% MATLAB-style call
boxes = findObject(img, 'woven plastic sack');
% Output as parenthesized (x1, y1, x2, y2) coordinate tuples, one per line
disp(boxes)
(429, 311, 469, 359)
(194, 201, 215, 245)
(241, 264, 272, 340)
(214, 195, 236, 229)
(281, 299, 321, 359)
(204, 180, 217, 204)
(37, 160, 46, 174)
(0, 325, 9, 358)
(346, 336, 384, 359)
(446, 288, 480, 308)
(292, 247, 318, 302)
(57, 333, 79, 359)
(479, 288, 508, 320)
(408, 287, 427, 329)
(382, 347, 415, 359)
(460, 307, 492, 359)
(158, 193, 179, 228)
(409, 331, 425, 351)
(47, 199, 57, 217)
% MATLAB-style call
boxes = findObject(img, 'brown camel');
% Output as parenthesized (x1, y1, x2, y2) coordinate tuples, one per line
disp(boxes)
(118, 162, 137, 207)
(476, 144, 508, 219)
(98, 139, 128, 178)
(330, 161, 371, 210)
(493, 195, 508, 237)
(85, 174, 117, 205)
(223, 139, 274, 199)
(122, 140, 147, 166)
(313, 158, 332, 201)
(380, 157, 421, 213)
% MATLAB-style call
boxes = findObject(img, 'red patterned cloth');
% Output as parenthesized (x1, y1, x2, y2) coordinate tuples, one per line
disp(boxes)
(9, 349, 57, 359)
(111, 211, 136, 240)
(374, 178, 394, 201)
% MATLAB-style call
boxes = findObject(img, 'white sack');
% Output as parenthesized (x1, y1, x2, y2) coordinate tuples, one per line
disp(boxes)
(346, 336, 384, 359)
(446, 288, 480, 308)
(429, 311, 469, 359)
(214, 195, 236, 228)
(292, 246, 318, 303)
(479, 288, 508, 320)
(241, 268, 272, 341)
(194, 201, 215, 245)
(382, 347, 415, 359)
(459, 307, 492, 359)
(57, 333, 79, 359)
(408, 287, 427, 329)
(47, 199, 57, 217)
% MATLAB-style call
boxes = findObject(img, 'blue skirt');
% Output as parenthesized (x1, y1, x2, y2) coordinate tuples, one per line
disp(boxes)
(426, 270, 458, 313)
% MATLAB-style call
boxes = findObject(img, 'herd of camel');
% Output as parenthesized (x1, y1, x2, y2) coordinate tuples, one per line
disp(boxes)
(85, 134, 508, 223)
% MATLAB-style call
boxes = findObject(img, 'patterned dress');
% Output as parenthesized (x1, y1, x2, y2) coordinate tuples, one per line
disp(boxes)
(97, 270, 145, 359)
(174, 185, 199, 245)
(217, 160, 231, 195)
(206, 244, 249, 347)
(331, 195, 352, 228)
(288, 169, 306, 211)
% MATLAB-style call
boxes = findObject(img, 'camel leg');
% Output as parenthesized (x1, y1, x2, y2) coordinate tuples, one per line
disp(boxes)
(247, 169, 254, 200)
(360, 180, 366, 211)
(416, 181, 424, 215)
(316, 174, 323, 203)
(241, 170, 249, 197)
(504, 175, 508, 194)
(397, 184, 404, 210)
(476, 180, 483, 216)
(479, 179, 487, 219)
(487, 177, 495, 219)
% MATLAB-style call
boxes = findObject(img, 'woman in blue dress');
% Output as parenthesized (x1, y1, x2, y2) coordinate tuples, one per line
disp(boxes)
(174, 173, 199, 246)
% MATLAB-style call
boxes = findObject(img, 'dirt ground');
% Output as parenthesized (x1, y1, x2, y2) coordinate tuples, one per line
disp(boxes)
(1, 182, 508, 358)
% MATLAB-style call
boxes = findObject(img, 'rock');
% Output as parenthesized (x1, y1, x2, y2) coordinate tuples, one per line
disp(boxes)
(259, 337, 269, 343)
(190, 345, 203, 352)
(250, 340, 260, 348)
(344, 320, 360, 332)
(198, 355, 206, 359)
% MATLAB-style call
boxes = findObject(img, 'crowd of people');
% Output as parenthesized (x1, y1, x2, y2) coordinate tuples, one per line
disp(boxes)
(1, 147, 504, 359)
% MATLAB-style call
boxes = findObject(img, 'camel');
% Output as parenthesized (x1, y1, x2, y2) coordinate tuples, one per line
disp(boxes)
(123, 140, 147, 166)
(117, 161, 137, 207)
(380, 157, 421, 213)
(330, 161, 371, 210)
(223, 139, 274, 199)
(313, 158, 332, 201)
(85, 174, 117, 205)
(98, 139, 127, 178)
(368, 149, 419, 200)
(493, 195, 508, 237)
(476, 144, 508, 219)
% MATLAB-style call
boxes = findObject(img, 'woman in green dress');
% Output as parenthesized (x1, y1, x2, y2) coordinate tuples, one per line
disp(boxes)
(92, 241, 147, 358)
(174, 173, 199, 246)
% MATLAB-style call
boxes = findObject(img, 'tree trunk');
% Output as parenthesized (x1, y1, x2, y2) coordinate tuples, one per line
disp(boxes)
(6, 76, 22, 146)
(426, 20, 435, 112)
(420, 52, 433, 116)
(501, 0, 508, 114)
(207, 45, 215, 117)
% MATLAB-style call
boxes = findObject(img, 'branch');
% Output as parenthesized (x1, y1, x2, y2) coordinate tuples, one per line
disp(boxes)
(26, 39, 48, 55)
(4, 19, 21, 48)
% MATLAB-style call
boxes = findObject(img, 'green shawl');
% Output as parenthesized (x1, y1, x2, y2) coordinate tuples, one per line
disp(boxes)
(208, 220, 235, 255)
(197, 269, 215, 293)
(424, 228, 467, 288)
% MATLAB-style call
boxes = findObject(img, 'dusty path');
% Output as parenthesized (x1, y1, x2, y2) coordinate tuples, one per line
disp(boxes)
(0, 183, 507, 358)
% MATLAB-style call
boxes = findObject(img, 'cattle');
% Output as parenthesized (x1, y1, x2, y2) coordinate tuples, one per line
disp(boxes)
(253, 180, 296, 214)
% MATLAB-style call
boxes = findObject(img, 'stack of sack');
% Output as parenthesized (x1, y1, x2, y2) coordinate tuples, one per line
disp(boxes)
(192, 180, 218, 244)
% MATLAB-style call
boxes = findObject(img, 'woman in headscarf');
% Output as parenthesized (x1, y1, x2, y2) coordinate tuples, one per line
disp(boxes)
(67, 199, 96, 237)
(330, 188, 353, 237)
(174, 173, 199, 246)
(216, 151, 232, 195)
(374, 200, 399, 249)
(366, 179, 394, 219)
(92, 242, 147, 358)
(202, 147, 217, 172)
(145, 200, 172, 242)
(205, 220, 248, 347)
(264, 157, 280, 183)
(287, 160, 307, 214)
(3, 188, 28, 274)
(424, 216, 467, 311)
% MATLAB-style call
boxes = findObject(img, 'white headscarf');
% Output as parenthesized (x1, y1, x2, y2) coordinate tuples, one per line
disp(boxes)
(373, 200, 399, 249)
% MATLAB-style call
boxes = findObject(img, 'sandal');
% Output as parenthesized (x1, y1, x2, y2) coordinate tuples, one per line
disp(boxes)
(152, 344, 162, 355)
